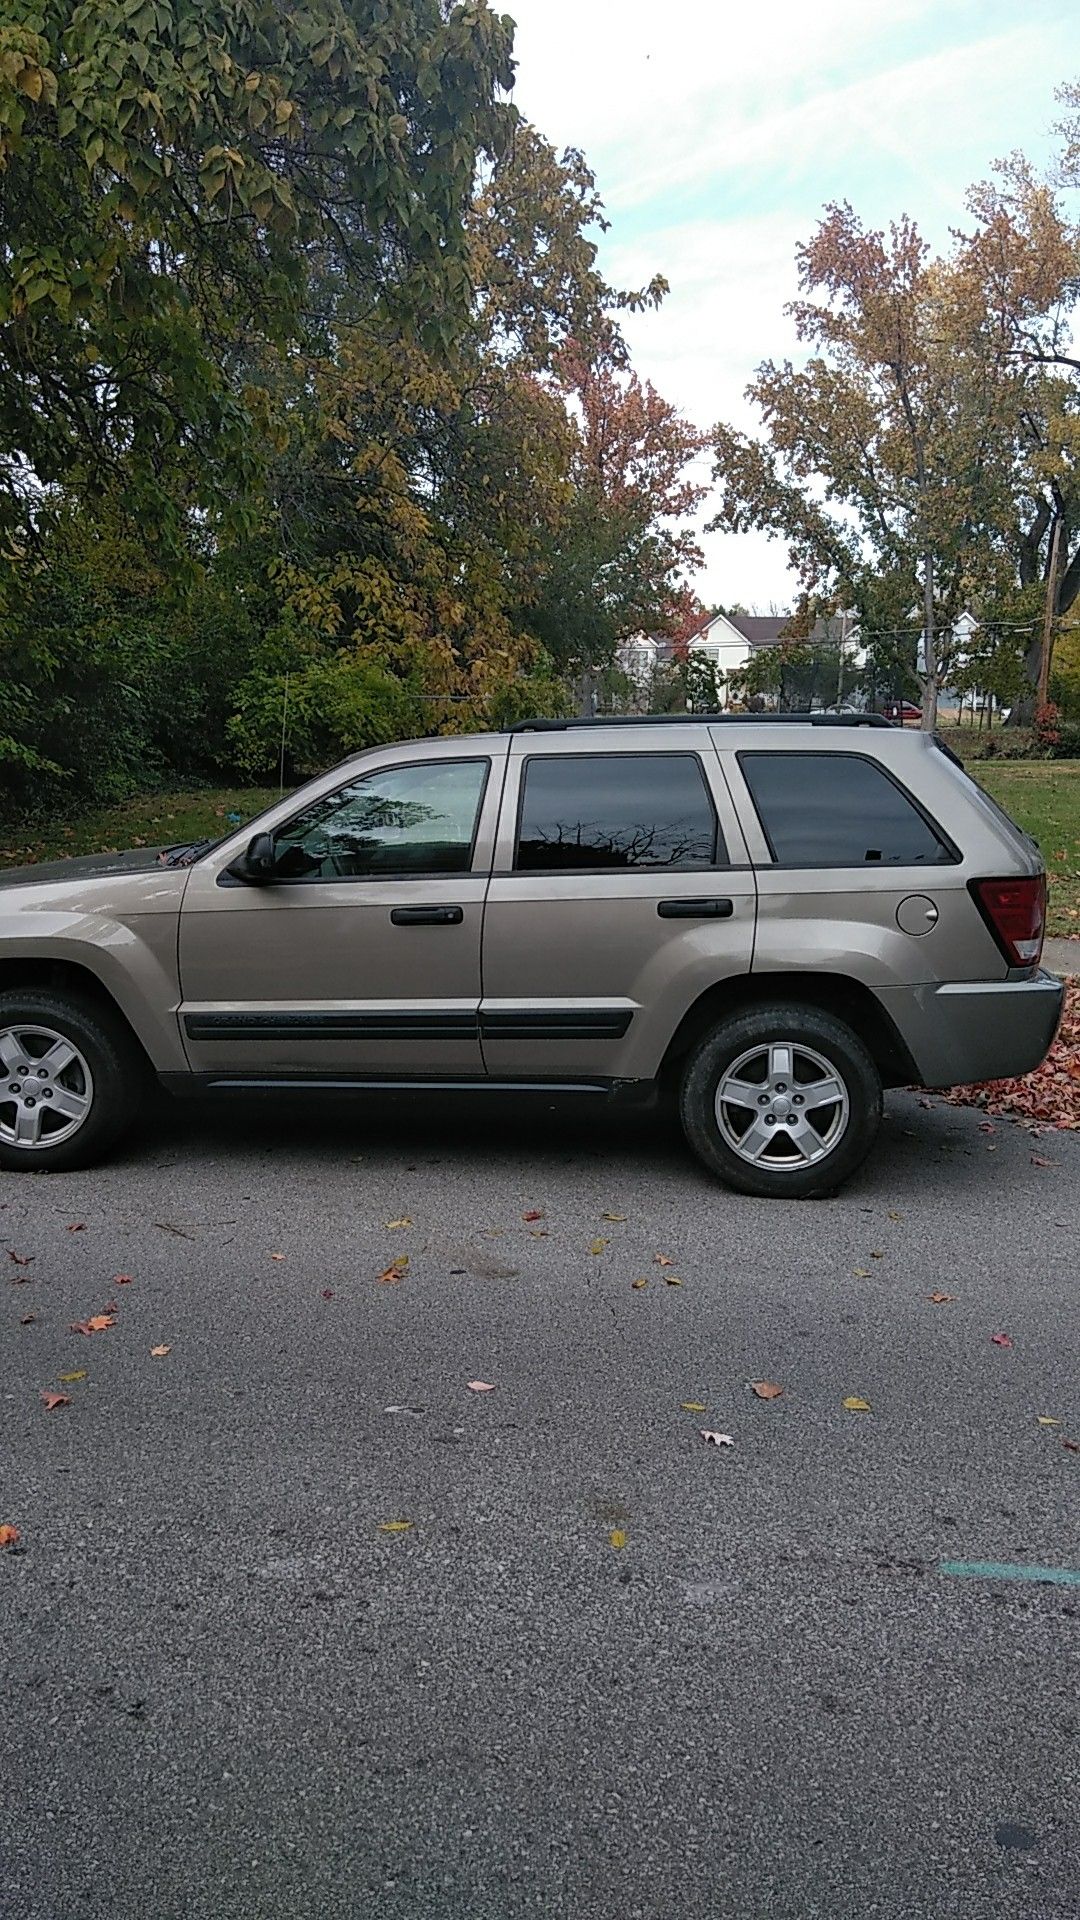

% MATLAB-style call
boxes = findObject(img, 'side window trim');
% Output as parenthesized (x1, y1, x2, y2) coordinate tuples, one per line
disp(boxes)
(267, 756, 492, 884)
(736, 750, 960, 868)
(511, 749, 728, 875)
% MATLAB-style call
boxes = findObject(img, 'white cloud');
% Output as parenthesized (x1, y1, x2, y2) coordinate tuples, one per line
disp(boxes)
(503, 0, 1069, 610)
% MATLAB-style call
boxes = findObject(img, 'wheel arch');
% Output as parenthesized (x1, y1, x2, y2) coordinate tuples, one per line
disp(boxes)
(660, 972, 919, 1089)
(0, 958, 156, 1077)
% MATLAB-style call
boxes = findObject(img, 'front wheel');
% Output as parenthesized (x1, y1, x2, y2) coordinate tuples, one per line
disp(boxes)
(679, 1003, 882, 1198)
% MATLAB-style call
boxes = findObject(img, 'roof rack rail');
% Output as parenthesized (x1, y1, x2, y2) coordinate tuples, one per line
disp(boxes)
(507, 713, 896, 734)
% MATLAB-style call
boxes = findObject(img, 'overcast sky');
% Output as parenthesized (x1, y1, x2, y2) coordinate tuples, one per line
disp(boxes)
(505, 0, 1075, 613)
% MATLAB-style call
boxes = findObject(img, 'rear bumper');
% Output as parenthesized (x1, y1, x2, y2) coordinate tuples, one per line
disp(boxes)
(877, 971, 1064, 1088)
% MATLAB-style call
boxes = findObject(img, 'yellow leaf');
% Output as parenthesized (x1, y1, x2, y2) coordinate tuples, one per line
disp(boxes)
(843, 1396, 871, 1413)
(588, 1239, 608, 1256)
(680, 1401, 706, 1412)
(18, 63, 44, 103)
(608, 1529, 627, 1550)
(385, 1217, 412, 1230)
(601, 1212, 626, 1222)
(664, 1275, 682, 1287)
(58, 1371, 87, 1384)
(1037, 1416, 1062, 1427)
(887, 1210, 901, 1221)
(631, 1278, 648, 1290)
(853, 1269, 871, 1278)
(377, 1520, 413, 1533)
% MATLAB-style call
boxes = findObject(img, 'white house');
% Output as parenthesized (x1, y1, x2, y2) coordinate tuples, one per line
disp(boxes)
(616, 609, 866, 706)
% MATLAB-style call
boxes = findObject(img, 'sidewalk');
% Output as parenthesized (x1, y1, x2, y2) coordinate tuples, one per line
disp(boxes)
(1044, 936, 1079, 976)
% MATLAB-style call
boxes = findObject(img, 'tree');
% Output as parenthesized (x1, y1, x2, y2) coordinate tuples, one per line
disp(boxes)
(711, 203, 1023, 729)
(0, 0, 514, 557)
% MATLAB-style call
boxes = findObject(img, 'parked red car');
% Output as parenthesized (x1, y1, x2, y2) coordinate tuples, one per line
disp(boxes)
(883, 700, 922, 724)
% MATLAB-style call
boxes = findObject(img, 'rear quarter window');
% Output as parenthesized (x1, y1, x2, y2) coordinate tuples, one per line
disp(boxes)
(739, 751, 955, 867)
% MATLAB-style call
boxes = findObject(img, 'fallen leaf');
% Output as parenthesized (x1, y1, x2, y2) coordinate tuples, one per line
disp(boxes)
(700, 1430, 734, 1447)
(680, 1401, 707, 1412)
(843, 1396, 872, 1413)
(41, 1392, 70, 1412)
(70, 1315, 114, 1335)
(870, 1251, 884, 1260)
(377, 1520, 413, 1533)
(19, 1313, 35, 1325)
(631, 1277, 648, 1290)
(654, 1254, 674, 1268)
(114, 1273, 133, 1285)
(66, 1222, 86, 1233)
(58, 1370, 87, 1383)
(887, 1210, 901, 1221)
(377, 1255, 408, 1284)
(608, 1528, 628, 1549)
(927, 1292, 955, 1304)
(1037, 1416, 1061, 1427)
(1063, 1439, 1080, 1453)
(8, 1251, 33, 1266)
(321, 1288, 334, 1300)
(1030, 1155, 1054, 1168)
(383, 1405, 424, 1416)
(0, 1525, 20, 1549)
(466, 1380, 495, 1393)
(978, 1121, 996, 1134)
(589, 1238, 608, 1255)
(385, 1217, 412, 1230)
(749, 1381, 784, 1400)
(103, 1301, 119, 1314)
(853, 1268, 872, 1278)
(990, 1333, 1013, 1348)
(270, 1253, 285, 1262)
(664, 1275, 683, 1287)
(522, 1209, 544, 1222)
(529, 1229, 548, 1238)
(150, 1344, 171, 1357)
(601, 1212, 626, 1222)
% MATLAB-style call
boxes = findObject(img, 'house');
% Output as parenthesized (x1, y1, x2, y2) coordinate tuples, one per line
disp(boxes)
(615, 609, 865, 707)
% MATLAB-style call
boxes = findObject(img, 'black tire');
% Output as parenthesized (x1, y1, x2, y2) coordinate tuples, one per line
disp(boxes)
(678, 1002, 882, 1198)
(0, 989, 144, 1173)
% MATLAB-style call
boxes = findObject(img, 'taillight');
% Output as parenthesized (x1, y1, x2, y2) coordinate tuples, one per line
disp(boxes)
(969, 874, 1046, 968)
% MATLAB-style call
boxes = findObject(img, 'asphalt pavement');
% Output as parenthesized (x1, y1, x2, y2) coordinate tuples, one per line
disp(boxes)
(2, 1089, 1079, 1920)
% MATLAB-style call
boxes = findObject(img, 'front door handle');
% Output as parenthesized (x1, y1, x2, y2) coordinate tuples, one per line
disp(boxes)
(390, 905, 464, 927)
(657, 898, 734, 919)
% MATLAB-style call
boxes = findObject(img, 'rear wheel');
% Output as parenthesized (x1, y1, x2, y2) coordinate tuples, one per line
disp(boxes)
(679, 1002, 882, 1197)
(0, 990, 143, 1172)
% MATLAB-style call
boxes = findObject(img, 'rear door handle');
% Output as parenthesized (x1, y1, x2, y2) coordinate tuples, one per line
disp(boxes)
(657, 898, 734, 919)
(390, 905, 464, 926)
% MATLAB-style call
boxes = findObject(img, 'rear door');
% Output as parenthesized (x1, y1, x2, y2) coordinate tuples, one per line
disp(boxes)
(479, 730, 756, 1084)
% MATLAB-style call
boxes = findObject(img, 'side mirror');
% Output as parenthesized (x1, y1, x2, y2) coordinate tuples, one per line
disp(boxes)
(229, 832, 279, 885)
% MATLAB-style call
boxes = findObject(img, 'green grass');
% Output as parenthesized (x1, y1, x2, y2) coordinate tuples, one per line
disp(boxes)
(970, 762, 1080, 937)
(0, 787, 280, 867)
(4, 764, 1080, 939)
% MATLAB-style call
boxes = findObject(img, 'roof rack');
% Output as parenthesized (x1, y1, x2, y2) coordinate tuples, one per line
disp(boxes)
(507, 713, 896, 734)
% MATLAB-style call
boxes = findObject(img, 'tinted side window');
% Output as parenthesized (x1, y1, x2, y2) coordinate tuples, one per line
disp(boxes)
(515, 753, 723, 872)
(274, 759, 489, 879)
(740, 752, 953, 867)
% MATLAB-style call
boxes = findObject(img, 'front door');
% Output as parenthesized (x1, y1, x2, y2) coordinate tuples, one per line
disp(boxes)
(178, 749, 503, 1080)
(480, 732, 757, 1084)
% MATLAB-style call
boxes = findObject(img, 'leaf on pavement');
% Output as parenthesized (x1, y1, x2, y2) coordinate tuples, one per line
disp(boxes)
(150, 1344, 171, 1357)
(522, 1209, 544, 1222)
(601, 1212, 626, 1222)
(377, 1520, 413, 1533)
(978, 1121, 996, 1133)
(700, 1430, 734, 1447)
(843, 1396, 872, 1413)
(1037, 1416, 1061, 1427)
(749, 1380, 783, 1400)
(680, 1401, 707, 1412)
(990, 1332, 1013, 1348)
(377, 1255, 408, 1284)
(529, 1229, 548, 1238)
(887, 1210, 901, 1221)
(1030, 1155, 1054, 1168)
(70, 1314, 114, 1335)
(383, 1405, 424, 1416)
(66, 1222, 86, 1233)
(1062, 1438, 1080, 1453)
(41, 1392, 70, 1412)
(653, 1254, 674, 1267)
(588, 1238, 608, 1255)
(853, 1268, 872, 1278)
(664, 1275, 683, 1287)
(8, 1251, 33, 1266)
(466, 1380, 495, 1393)
(870, 1251, 884, 1260)
(927, 1292, 955, 1304)
(19, 1313, 35, 1325)
(103, 1301, 119, 1314)
(608, 1528, 628, 1549)
(0, 1524, 20, 1549)
(115, 1274, 134, 1284)
(321, 1289, 334, 1300)
(58, 1370, 87, 1383)
(386, 1217, 412, 1230)
(631, 1277, 648, 1290)
(270, 1253, 285, 1261)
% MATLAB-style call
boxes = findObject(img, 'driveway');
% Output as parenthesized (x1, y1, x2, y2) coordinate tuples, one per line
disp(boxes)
(2, 1091, 1079, 1918)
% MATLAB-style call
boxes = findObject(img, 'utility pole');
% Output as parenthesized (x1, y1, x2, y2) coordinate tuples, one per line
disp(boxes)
(1037, 517, 1063, 712)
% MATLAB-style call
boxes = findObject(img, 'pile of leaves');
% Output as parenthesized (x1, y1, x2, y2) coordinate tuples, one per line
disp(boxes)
(941, 981, 1080, 1129)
